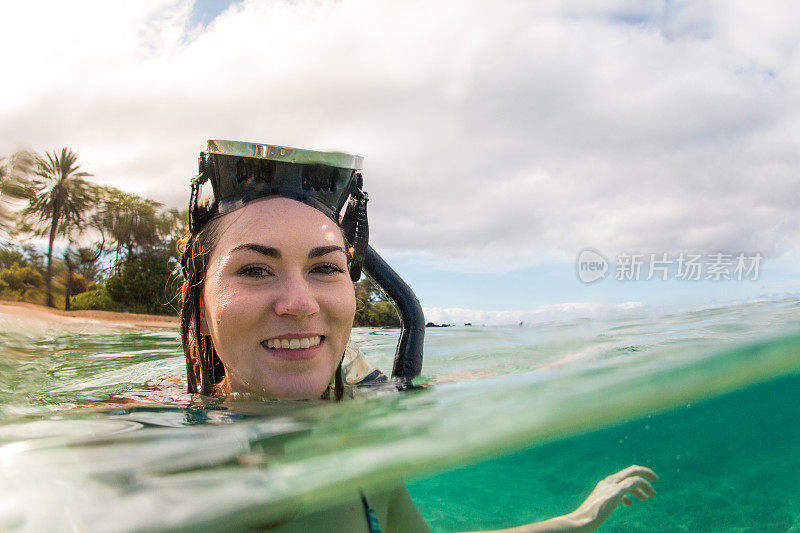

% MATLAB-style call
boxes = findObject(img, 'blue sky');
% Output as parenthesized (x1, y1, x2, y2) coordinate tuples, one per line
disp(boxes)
(386, 251, 800, 323)
(2, 0, 798, 323)
(187, 0, 240, 29)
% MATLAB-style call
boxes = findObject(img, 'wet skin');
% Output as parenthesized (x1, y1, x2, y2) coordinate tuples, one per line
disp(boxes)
(200, 197, 356, 399)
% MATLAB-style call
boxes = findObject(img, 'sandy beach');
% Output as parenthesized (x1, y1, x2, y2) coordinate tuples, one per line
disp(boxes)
(0, 300, 179, 330)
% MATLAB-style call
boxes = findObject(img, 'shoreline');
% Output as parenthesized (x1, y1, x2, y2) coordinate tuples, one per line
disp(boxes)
(0, 300, 179, 330)
(0, 301, 391, 330)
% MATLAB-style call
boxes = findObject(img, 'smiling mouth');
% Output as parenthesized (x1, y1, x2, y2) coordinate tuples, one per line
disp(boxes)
(262, 336, 324, 350)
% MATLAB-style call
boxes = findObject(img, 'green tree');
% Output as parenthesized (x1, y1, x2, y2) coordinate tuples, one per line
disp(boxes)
(95, 187, 163, 270)
(370, 300, 401, 327)
(61, 244, 97, 310)
(104, 247, 181, 315)
(71, 244, 105, 286)
(0, 262, 46, 303)
(19, 148, 97, 307)
(74, 188, 186, 315)
(71, 286, 116, 312)
(0, 243, 39, 271)
(156, 207, 187, 260)
(353, 277, 400, 327)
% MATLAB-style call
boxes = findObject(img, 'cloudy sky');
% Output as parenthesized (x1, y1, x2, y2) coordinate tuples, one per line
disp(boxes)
(2, 0, 798, 323)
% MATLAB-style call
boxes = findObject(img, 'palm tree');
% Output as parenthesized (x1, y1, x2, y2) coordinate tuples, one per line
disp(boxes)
(20, 148, 96, 307)
(0, 156, 13, 232)
(0, 151, 33, 233)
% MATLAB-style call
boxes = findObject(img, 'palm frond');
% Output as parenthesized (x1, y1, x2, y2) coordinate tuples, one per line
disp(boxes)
(0, 151, 35, 231)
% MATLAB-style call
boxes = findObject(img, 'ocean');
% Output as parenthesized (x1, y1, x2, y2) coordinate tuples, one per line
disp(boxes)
(1, 296, 799, 532)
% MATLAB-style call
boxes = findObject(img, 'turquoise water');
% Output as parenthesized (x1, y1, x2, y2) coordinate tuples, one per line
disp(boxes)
(408, 372, 800, 532)
(1, 297, 799, 531)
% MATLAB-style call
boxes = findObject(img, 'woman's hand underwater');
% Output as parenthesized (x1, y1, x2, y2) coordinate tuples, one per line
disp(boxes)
(459, 465, 658, 532)
(566, 465, 658, 531)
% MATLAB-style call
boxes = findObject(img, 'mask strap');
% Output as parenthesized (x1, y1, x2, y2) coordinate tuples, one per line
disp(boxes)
(350, 191, 369, 281)
(182, 154, 209, 279)
(342, 174, 369, 281)
(188, 154, 209, 233)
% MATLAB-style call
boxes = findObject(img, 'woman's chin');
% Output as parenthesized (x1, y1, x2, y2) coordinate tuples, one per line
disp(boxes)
(220, 361, 337, 399)
(253, 371, 332, 399)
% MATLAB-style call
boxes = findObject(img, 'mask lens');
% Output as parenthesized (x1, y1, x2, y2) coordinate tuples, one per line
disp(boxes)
(207, 153, 357, 217)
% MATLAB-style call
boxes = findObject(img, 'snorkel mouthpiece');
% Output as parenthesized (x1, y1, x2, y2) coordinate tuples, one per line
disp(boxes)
(188, 139, 424, 386)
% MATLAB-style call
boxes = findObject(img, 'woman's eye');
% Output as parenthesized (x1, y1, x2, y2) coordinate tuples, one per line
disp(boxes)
(311, 263, 346, 275)
(237, 265, 273, 278)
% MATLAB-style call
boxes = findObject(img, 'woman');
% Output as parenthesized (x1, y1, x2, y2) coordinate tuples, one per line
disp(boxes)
(178, 140, 657, 532)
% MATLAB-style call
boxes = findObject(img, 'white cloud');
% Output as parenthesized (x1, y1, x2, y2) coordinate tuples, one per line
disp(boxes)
(1, 0, 798, 271)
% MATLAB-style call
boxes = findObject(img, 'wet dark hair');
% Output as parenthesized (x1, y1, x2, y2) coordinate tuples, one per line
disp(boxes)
(176, 203, 346, 399)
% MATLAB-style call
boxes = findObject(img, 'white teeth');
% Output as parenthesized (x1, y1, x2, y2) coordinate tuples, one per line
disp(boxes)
(264, 336, 322, 350)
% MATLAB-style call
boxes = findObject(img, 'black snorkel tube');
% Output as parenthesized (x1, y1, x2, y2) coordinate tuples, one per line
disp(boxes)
(363, 246, 425, 388)
(192, 139, 425, 389)
(338, 176, 424, 388)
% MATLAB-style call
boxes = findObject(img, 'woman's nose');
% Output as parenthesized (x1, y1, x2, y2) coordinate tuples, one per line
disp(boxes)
(273, 274, 320, 318)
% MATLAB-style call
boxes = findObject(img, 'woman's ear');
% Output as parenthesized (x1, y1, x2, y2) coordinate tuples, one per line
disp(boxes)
(198, 298, 211, 336)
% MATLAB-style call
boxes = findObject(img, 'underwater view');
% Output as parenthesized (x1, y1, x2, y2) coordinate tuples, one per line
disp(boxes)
(1, 296, 799, 532)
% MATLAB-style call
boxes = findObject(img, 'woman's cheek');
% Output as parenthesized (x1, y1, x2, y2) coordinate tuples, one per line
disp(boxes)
(207, 285, 249, 340)
(324, 288, 356, 324)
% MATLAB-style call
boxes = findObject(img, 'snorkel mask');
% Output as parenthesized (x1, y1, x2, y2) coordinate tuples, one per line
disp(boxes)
(190, 140, 368, 280)
(186, 139, 424, 388)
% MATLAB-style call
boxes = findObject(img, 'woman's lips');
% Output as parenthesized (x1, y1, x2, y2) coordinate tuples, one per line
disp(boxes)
(261, 335, 325, 361)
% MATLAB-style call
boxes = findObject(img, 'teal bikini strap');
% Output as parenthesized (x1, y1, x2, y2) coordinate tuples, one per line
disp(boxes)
(360, 491, 382, 533)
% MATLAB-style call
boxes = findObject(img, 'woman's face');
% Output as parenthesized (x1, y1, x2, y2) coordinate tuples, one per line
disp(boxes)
(200, 197, 356, 398)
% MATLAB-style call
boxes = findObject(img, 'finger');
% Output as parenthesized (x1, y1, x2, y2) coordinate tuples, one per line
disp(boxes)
(631, 487, 649, 502)
(620, 477, 657, 498)
(621, 496, 633, 506)
(638, 466, 659, 482)
(609, 465, 642, 483)
(637, 478, 657, 498)
(613, 465, 659, 482)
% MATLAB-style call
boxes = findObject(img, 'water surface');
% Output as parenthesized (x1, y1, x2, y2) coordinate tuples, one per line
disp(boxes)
(1, 297, 799, 531)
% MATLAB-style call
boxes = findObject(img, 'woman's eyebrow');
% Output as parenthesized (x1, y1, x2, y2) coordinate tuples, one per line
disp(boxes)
(232, 243, 280, 258)
(230, 244, 345, 259)
(309, 245, 346, 259)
